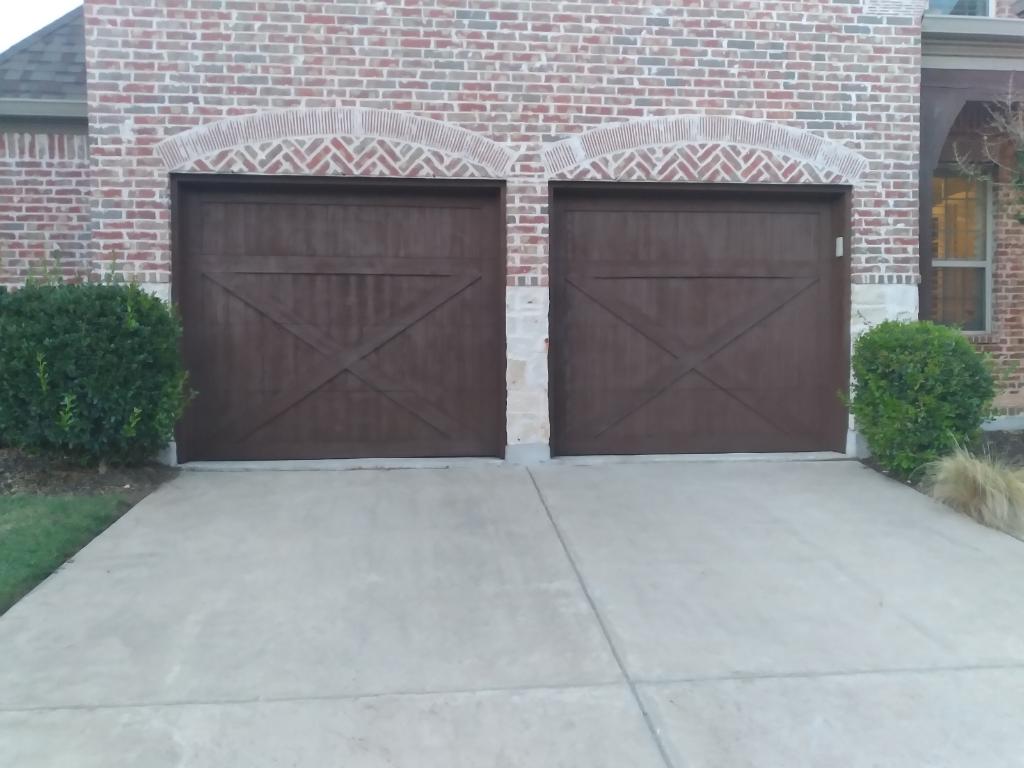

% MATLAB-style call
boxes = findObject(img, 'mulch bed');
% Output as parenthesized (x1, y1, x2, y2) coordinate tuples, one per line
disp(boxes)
(0, 448, 179, 506)
(861, 430, 1024, 490)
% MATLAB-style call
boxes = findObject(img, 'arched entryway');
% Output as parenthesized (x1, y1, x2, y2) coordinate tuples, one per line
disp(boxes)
(921, 68, 1024, 411)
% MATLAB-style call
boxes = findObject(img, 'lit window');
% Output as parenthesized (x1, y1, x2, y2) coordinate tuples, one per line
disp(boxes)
(929, 169, 992, 332)
(926, 0, 993, 15)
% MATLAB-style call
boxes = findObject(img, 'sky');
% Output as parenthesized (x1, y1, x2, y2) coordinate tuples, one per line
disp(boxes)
(0, 1, 81, 56)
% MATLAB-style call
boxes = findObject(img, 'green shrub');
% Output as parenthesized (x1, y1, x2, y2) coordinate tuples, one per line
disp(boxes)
(0, 283, 188, 466)
(849, 320, 995, 480)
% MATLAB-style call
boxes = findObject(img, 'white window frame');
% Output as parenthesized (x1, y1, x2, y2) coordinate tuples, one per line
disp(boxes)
(932, 168, 995, 334)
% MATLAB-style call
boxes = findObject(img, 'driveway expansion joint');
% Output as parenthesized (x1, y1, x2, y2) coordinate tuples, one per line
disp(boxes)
(0, 680, 629, 715)
(527, 468, 677, 768)
(632, 661, 1024, 688)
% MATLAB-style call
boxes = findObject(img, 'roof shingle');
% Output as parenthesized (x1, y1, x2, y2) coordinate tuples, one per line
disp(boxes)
(0, 6, 85, 102)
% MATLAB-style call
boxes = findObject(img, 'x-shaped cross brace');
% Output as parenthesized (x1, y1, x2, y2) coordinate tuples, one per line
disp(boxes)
(565, 272, 818, 441)
(205, 271, 480, 444)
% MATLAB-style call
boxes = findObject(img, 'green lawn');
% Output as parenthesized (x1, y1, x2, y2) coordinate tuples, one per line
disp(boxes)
(0, 495, 127, 614)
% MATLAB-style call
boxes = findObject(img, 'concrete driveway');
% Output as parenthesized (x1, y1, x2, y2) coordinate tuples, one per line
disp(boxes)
(2, 459, 1024, 767)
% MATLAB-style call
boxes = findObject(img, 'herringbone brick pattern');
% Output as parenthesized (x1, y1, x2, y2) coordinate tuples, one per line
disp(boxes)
(542, 114, 868, 183)
(184, 136, 492, 178)
(555, 144, 845, 185)
(158, 107, 515, 178)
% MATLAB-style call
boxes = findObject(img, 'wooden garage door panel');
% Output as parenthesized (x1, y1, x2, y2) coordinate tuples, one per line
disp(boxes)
(192, 197, 484, 262)
(563, 207, 822, 277)
(249, 371, 446, 445)
(176, 180, 504, 462)
(696, 283, 824, 388)
(551, 186, 847, 456)
(598, 375, 820, 454)
(188, 272, 485, 455)
(191, 274, 493, 424)
(571, 377, 829, 456)
(568, 276, 820, 352)
(561, 281, 824, 440)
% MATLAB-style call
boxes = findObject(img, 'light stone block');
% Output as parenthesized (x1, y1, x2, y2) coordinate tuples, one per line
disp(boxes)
(850, 283, 918, 338)
(506, 286, 550, 447)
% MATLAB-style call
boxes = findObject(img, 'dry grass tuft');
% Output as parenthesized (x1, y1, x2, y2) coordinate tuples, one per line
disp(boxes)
(923, 447, 1024, 540)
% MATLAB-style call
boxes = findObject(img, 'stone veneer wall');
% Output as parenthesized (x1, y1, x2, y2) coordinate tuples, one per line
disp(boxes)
(82, 0, 925, 452)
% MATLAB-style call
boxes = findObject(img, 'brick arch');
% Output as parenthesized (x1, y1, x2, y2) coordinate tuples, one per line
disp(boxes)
(155, 108, 517, 178)
(542, 116, 869, 185)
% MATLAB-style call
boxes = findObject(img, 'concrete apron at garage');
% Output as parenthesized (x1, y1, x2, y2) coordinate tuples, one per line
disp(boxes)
(178, 450, 849, 472)
(2, 461, 1024, 767)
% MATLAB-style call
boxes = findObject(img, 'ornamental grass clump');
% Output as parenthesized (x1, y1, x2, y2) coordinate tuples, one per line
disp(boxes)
(923, 446, 1024, 541)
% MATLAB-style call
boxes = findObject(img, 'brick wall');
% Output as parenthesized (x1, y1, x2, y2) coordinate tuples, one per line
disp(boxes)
(82, 0, 926, 448)
(84, 1, 922, 285)
(0, 131, 91, 288)
(987, 168, 1024, 409)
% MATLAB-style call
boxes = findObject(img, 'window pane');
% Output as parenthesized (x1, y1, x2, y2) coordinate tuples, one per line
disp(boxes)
(930, 267, 986, 331)
(931, 172, 988, 261)
(927, 0, 989, 14)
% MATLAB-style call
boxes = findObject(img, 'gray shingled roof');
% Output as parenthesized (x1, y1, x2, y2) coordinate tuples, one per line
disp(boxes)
(0, 6, 85, 102)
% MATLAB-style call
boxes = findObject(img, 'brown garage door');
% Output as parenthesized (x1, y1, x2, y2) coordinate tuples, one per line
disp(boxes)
(550, 185, 848, 456)
(174, 178, 505, 462)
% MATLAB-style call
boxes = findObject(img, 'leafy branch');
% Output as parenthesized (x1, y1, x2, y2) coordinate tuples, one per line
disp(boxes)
(953, 86, 1024, 225)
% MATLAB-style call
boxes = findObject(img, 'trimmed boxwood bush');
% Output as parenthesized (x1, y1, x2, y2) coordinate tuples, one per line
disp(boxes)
(0, 283, 187, 466)
(849, 320, 995, 480)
